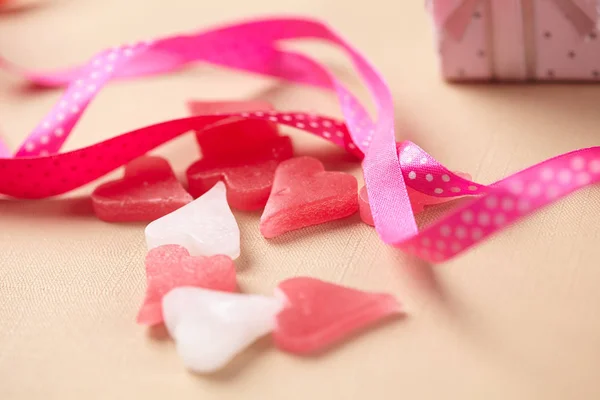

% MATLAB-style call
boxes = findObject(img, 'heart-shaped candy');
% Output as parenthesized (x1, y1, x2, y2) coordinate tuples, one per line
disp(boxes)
(260, 157, 358, 238)
(137, 245, 237, 326)
(145, 181, 240, 259)
(91, 156, 192, 222)
(187, 100, 293, 210)
(273, 277, 402, 354)
(187, 136, 293, 211)
(162, 286, 284, 374)
(187, 100, 280, 158)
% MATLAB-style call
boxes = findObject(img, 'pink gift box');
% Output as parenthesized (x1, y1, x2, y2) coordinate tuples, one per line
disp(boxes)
(427, 0, 600, 81)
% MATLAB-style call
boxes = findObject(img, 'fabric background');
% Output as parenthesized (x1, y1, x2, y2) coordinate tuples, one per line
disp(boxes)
(1, 0, 600, 398)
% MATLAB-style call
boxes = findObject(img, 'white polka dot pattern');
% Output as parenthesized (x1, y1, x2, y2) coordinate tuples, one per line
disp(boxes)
(398, 142, 484, 197)
(14, 42, 150, 157)
(399, 151, 600, 262)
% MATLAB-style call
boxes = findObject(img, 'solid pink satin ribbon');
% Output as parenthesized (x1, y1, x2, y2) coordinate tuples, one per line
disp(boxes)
(433, 0, 598, 40)
(0, 16, 599, 264)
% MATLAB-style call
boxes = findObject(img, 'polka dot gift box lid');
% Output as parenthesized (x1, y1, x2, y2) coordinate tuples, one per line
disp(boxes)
(427, 0, 600, 82)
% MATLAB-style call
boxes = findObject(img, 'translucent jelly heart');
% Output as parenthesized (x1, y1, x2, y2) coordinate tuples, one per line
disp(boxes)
(186, 136, 293, 211)
(91, 156, 192, 222)
(260, 156, 358, 238)
(186, 100, 294, 211)
(145, 181, 240, 259)
(187, 100, 279, 158)
(137, 245, 237, 326)
(273, 277, 403, 354)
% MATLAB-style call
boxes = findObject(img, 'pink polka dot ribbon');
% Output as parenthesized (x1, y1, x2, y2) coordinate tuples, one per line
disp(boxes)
(0, 16, 598, 264)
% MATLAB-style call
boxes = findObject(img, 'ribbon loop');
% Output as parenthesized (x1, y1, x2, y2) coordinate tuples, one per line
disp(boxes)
(1, 16, 600, 264)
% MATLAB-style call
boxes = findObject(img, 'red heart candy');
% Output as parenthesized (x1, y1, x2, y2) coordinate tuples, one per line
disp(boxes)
(260, 156, 358, 238)
(186, 100, 294, 210)
(91, 156, 193, 222)
(273, 277, 403, 354)
(137, 244, 237, 326)
(187, 100, 280, 159)
(187, 136, 293, 211)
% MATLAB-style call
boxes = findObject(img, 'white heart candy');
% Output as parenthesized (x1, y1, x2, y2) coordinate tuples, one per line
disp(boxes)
(162, 287, 284, 374)
(145, 181, 240, 259)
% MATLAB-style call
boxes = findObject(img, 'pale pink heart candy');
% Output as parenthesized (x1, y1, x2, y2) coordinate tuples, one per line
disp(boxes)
(144, 181, 240, 259)
(162, 287, 284, 374)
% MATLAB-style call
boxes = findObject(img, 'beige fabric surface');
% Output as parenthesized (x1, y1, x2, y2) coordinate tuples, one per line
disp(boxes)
(2, 0, 600, 399)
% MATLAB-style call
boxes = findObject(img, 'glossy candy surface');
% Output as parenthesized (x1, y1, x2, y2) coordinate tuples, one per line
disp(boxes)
(188, 100, 279, 155)
(260, 157, 358, 238)
(187, 137, 293, 210)
(273, 277, 403, 354)
(91, 156, 192, 222)
(187, 100, 293, 210)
